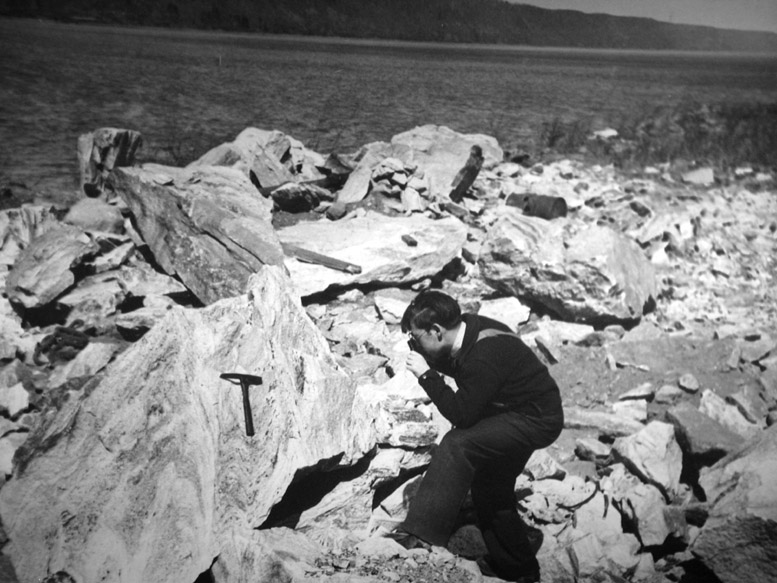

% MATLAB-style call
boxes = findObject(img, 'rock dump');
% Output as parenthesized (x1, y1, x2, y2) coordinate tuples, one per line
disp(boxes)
(0, 123, 775, 583)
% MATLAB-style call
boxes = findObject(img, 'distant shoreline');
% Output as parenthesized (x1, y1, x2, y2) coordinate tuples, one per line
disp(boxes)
(3, 15, 777, 59)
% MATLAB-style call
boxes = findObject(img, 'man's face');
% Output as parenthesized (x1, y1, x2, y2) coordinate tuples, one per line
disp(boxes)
(408, 325, 447, 360)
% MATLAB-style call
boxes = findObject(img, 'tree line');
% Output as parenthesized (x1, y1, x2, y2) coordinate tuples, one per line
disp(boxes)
(2, 0, 777, 52)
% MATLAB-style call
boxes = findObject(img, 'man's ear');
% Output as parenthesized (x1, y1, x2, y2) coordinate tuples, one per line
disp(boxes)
(430, 323, 444, 340)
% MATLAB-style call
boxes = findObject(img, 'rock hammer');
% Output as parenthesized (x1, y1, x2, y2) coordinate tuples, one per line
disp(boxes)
(219, 372, 262, 436)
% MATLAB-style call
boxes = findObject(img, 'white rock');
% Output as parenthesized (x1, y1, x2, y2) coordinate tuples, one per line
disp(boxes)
(477, 297, 531, 331)
(623, 483, 672, 546)
(0, 382, 29, 419)
(699, 389, 762, 440)
(613, 421, 683, 499)
(612, 399, 648, 423)
(0, 431, 28, 476)
(0, 267, 367, 583)
(279, 212, 467, 298)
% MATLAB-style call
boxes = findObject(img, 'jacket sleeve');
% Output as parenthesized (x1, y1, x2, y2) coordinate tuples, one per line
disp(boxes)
(418, 354, 505, 428)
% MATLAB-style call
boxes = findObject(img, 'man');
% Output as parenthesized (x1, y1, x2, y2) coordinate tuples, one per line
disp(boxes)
(396, 290, 564, 583)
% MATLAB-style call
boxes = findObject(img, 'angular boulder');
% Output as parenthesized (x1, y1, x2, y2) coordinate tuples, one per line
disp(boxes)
(336, 125, 502, 204)
(479, 208, 656, 323)
(693, 425, 777, 583)
(0, 267, 366, 583)
(612, 421, 683, 500)
(665, 402, 745, 464)
(109, 164, 284, 305)
(189, 127, 326, 186)
(6, 223, 98, 309)
(277, 211, 468, 298)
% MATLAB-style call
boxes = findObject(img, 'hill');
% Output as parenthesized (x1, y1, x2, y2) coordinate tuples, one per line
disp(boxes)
(2, 0, 777, 52)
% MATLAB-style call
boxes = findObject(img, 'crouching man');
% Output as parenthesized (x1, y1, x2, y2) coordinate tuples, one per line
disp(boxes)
(396, 290, 564, 583)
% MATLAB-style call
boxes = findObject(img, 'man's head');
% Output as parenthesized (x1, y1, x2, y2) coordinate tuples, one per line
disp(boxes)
(401, 290, 462, 360)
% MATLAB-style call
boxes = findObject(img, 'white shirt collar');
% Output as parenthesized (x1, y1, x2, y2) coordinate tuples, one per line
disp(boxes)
(451, 321, 466, 359)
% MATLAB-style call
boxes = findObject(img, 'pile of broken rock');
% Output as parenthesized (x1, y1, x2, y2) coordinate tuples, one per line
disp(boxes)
(0, 124, 775, 583)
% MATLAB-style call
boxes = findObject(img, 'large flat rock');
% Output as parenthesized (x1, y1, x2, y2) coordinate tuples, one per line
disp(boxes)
(277, 211, 468, 297)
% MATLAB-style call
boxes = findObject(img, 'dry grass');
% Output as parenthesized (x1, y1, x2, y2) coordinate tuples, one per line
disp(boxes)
(533, 101, 777, 172)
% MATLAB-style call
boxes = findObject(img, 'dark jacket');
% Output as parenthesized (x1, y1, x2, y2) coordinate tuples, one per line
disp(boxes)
(418, 314, 563, 428)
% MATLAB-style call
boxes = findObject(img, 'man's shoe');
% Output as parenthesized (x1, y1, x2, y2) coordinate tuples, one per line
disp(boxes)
(476, 555, 540, 583)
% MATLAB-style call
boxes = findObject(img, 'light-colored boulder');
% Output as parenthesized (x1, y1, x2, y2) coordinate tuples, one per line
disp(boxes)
(0, 267, 367, 583)
(612, 399, 648, 423)
(6, 223, 97, 309)
(524, 448, 566, 480)
(622, 483, 673, 546)
(0, 383, 29, 419)
(391, 125, 501, 199)
(337, 126, 502, 203)
(0, 431, 28, 477)
(277, 212, 467, 298)
(190, 127, 326, 185)
(665, 402, 745, 463)
(613, 421, 683, 499)
(335, 142, 395, 204)
(693, 425, 777, 583)
(109, 164, 283, 305)
(63, 198, 125, 234)
(477, 297, 531, 331)
(522, 319, 594, 350)
(479, 209, 656, 323)
(699, 389, 762, 440)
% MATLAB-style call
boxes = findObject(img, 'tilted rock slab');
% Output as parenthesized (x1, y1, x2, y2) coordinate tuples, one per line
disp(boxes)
(0, 267, 367, 583)
(336, 125, 502, 203)
(612, 421, 683, 500)
(479, 208, 656, 323)
(277, 211, 468, 298)
(693, 425, 777, 583)
(110, 164, 284, 305)
(6, 223, 98, 309)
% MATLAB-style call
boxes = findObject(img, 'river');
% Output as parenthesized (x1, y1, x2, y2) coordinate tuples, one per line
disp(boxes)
(1, 17, 776, 196)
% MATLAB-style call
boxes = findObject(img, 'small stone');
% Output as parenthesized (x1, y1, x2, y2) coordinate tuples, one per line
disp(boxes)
(619, 382, 654, 401)
(655, 384, 684, 404)
(613, 399, 648, 423)
(678, 374, 700, 393)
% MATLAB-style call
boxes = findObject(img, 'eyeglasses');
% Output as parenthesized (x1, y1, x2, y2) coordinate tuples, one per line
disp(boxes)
(407, 329, 432, 342)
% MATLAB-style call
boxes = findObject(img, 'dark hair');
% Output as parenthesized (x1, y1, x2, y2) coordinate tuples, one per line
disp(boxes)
(401, 290, 462, 332)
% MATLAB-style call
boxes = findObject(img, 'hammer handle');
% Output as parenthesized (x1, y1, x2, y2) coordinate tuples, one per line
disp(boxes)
(241, 383, 255, 437)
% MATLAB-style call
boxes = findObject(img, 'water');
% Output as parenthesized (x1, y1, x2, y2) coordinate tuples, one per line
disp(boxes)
(1, 17, 776, 197)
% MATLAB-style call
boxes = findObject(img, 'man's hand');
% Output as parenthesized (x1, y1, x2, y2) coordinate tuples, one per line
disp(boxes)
(406, 351, 431, 379)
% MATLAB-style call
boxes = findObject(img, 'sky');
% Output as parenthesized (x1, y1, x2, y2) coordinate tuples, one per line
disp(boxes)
(508, 0, 777, 34)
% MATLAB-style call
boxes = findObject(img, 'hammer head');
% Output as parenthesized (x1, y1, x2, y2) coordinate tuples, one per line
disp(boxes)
(220, 373, 262, 387)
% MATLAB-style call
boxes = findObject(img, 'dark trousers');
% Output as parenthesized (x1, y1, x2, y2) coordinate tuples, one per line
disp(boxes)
(403, 410, 563, 578)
